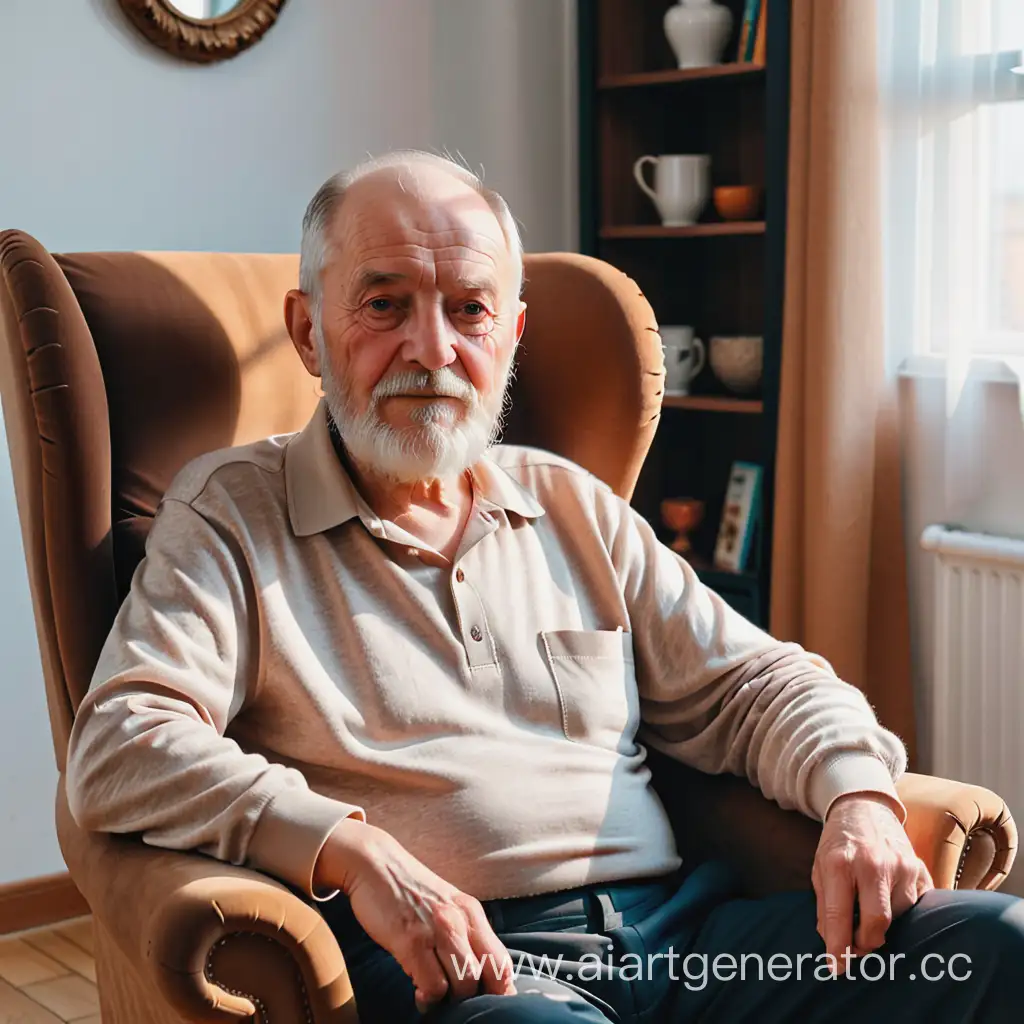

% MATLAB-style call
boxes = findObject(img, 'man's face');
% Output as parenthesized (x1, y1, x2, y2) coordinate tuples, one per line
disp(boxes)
(310, 167, 526, 482)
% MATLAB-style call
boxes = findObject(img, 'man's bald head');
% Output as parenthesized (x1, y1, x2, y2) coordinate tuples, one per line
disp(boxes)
(299, 151, 524, 319)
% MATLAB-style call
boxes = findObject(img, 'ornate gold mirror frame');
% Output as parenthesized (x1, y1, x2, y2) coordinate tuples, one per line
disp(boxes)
(117, 0, 289, 64)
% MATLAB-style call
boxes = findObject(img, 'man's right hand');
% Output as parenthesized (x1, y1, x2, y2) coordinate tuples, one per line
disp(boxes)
(314, 819, 517, 1013)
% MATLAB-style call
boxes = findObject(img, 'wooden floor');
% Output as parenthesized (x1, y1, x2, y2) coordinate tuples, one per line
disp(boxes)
(0, 917, 99, 1023)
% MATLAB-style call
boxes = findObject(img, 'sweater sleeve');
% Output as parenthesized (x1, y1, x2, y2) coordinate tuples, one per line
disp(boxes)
(65, 496, 363, 899)
(600, 491, 908, 823)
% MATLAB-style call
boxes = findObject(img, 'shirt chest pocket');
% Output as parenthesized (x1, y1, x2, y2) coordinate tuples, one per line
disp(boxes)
(539, 629, 641, 753)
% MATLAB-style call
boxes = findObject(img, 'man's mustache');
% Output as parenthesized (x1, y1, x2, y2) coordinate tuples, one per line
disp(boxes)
(372, 368, 477, 404)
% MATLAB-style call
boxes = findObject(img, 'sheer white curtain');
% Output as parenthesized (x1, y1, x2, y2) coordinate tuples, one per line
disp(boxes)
(880, 0, 1024, 379)
(880, 0, 1024, 537)
(877, 0, 1024, 773)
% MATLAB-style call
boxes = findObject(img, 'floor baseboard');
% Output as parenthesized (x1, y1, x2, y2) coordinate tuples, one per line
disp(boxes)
(0, 872, 89, 935)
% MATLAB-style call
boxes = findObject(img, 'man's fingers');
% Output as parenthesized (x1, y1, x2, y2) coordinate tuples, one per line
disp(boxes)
(853, 865, 892, 952)
(811, 864, 826, 945)
(433, 926, 483, 1003)
(400, 939, 450, 1011)
(890, 858, 933, 921)
(918, 861, 935, 899)
(821, 858, 857, 963)
(891, 868, 920, 919)
(466, 906, 517, 996)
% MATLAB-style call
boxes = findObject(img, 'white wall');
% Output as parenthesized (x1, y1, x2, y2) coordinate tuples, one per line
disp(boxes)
(0, 0, 576, 885)
(1, 0, 576, 255)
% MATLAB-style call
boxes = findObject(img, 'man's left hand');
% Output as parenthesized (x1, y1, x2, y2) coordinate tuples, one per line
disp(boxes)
(812, 793, 934, 963)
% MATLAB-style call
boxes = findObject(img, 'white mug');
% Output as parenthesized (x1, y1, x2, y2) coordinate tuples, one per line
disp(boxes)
(633, 154, 710, 227)
(661, 325, 706, 394)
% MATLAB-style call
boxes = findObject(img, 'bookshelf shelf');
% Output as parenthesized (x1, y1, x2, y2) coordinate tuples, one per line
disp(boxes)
(598, 64, 765, 89)
(601, 222, 766, 239)
(662, 395, 764, 414)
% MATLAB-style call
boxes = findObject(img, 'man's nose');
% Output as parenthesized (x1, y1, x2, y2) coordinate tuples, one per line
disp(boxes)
(400, 304, 458, 371)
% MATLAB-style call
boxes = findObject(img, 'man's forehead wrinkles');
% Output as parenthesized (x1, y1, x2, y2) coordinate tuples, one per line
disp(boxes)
(352, 242, 500, 270)
(344, 222, 502, 254)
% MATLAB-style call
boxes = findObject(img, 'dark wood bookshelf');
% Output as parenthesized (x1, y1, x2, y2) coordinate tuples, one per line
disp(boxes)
(578, 0, 792, 627)
(601, 221, 766, 239)
(690, 557, 762, 621)
(599, 63, 766, 89)
(663, 395, 763, 414)
(688, 555, 759, 585)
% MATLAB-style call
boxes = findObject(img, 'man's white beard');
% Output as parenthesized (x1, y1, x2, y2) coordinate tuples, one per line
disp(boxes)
(317, 329, 511, 484)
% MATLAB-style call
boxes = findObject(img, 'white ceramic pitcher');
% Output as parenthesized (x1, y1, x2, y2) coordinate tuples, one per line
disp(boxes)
(633, 154, 710, 227)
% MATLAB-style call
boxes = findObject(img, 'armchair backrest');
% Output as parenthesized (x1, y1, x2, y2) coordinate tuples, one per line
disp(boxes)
(0, 231, 662, 768)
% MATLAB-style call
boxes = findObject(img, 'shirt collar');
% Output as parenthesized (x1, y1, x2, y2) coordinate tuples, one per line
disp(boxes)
(469, 455, 547, 522)
(285, 401, 375, 537)
(285, 400, 546, 538)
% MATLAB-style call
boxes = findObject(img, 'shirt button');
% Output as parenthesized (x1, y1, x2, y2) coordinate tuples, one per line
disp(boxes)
(456, 569, 465, 583)
(470, 625, 483, 642)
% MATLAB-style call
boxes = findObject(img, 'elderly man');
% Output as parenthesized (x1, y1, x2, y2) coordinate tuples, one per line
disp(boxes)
(66, 151, 1023, 1024)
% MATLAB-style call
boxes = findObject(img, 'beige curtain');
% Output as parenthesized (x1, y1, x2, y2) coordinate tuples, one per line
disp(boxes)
(770, 0, 917, 766)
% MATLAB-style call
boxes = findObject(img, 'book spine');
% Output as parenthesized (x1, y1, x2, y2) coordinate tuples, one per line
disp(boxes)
(752, 0, 768, 64)
(737, 464, 762, 573)
(738, 0, 762, 63)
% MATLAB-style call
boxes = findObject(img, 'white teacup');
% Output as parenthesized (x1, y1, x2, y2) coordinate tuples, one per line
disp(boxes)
(661, 326, 706, 395)
(633, 154, 710, 227)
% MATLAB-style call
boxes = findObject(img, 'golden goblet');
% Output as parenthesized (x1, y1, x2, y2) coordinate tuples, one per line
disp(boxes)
(660, 498, 705, 555)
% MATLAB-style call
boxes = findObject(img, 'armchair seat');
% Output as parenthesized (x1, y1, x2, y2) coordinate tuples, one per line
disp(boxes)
(1, 229, 1015, 1022)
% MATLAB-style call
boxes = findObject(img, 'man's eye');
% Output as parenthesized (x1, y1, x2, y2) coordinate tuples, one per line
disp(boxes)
(462, 302, 487, 317)
(368, 298, 393, 313)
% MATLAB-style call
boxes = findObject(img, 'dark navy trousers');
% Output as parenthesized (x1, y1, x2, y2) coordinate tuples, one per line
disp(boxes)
(308, 861, 1024, 1023)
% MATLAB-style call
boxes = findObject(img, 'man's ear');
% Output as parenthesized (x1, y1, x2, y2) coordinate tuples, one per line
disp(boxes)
(285, 290, 321, 377)
(515, 302, 527, 344)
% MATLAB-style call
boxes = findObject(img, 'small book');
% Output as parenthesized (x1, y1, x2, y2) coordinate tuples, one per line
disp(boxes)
(737, 0, 762, 62)
(752, 0, 768, 64)
(713, 462, 763, 573)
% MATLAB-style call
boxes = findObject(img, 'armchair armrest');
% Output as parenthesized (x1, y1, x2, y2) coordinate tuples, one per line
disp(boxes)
(647, 750, 1017, 896)
(900, 772, 1017, 891)
(56, 775, 356, 1023)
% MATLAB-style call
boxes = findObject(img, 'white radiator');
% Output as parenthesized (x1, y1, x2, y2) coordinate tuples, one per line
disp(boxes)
(920, 525, 1024, 893)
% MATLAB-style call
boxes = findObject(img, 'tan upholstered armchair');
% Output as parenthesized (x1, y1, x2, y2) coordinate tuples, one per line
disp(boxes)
(0, 228, 1017, 1023)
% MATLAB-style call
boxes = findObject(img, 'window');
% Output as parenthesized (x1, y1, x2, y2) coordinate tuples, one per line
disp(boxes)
(880, 0, 1024, 359)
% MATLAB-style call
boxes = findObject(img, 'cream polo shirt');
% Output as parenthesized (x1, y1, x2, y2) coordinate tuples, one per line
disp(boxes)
(65, 402, 906, 902)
